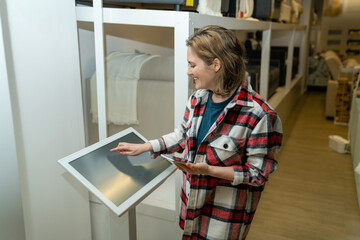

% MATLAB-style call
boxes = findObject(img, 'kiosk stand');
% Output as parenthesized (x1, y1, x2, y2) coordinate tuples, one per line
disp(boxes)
(58, 128, 176, 240)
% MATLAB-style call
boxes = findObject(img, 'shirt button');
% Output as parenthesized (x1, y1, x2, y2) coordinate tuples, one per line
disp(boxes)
(223, 143, 228, 149)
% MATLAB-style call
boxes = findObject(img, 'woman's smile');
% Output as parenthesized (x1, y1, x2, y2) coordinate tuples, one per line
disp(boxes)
(193, 77, 199, 84)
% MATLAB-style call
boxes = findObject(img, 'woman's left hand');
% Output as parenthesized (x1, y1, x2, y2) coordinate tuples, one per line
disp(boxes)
(174, 162, 210, 175)
(174, 162, 235, 181)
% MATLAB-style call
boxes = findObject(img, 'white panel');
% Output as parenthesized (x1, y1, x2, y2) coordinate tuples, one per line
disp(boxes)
(0, 1, 26, 239)
(5, 0, 91, 239)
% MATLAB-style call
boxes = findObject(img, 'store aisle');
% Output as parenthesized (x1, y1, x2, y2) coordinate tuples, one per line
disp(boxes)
(247, 90, 360, 240)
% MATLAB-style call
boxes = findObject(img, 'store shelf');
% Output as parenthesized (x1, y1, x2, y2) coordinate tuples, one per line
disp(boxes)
(190, 13, 270, 30)
(268, 74, 303, 109)
(77, 6, 182, 27)
(76, 6, 306, 31)
(271, 21, 306, 31)
(77, 4, 309, 120)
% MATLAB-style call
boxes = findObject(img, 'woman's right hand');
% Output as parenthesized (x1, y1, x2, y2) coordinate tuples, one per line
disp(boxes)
(110, 142, 152, 156)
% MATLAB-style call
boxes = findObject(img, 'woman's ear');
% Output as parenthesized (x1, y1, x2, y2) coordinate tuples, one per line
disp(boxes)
(212, 58, 221, 72)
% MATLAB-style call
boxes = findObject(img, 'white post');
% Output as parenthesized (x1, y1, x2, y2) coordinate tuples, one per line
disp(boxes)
(128, 207, 137, 240)
(91, 1, 111, 240)
(93, 0, 107, 140)
(285, 29, 296, 91)
(299, 0, 313, 93)
(174, 14, 192, 127)
(260, 29, 272, 100)
(173, 13, 194, 216)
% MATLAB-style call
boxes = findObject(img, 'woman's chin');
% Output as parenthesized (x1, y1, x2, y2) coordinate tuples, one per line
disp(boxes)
(194, 82, 201, 90)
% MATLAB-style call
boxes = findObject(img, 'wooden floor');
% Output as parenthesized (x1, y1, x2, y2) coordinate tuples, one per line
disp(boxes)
(247, 90, 360, 240)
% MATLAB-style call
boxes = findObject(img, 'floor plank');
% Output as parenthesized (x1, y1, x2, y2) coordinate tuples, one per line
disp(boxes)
(247, 90, 360, 240)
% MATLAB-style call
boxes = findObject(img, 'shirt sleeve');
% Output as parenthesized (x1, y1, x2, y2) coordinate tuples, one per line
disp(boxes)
(231, 112, 283, 186)
(148, 93, 195, 158)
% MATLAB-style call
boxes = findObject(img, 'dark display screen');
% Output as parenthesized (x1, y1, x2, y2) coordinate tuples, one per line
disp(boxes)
(70, 132, 171, 206)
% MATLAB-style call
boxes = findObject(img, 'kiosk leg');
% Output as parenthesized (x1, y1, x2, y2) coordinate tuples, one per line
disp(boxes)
(128, 207, 137, 240)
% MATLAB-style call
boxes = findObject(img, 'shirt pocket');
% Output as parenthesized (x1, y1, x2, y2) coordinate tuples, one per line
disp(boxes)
(208, 135, 245, 165)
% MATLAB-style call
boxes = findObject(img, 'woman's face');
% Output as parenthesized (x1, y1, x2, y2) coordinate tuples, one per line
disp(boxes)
(187, 47, 219, 91)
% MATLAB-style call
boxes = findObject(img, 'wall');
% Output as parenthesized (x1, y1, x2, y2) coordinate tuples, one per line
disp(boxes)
(4, 0, 92, 239)
(0, 1, 26, 239)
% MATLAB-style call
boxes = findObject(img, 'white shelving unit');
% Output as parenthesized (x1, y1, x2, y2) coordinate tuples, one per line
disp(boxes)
(74, 1, 312, 239)
(76, 3, 310, 128)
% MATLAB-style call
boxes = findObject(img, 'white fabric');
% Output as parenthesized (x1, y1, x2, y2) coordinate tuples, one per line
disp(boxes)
(197, 0, 222, 16)
(291, 0, 303, 23)
(90, 52, 157, 125)
(279, 2, 292, 23)
(236, 0, 254, 18)
(323, 50, 343, 80)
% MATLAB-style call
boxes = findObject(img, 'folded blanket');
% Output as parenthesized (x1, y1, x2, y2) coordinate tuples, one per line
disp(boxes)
(90, 52, 157, 125)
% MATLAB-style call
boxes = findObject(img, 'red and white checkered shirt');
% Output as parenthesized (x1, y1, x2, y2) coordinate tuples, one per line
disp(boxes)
(150, 80, 283, 239)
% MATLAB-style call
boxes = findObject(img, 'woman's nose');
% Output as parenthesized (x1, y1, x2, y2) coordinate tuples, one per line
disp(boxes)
(187, 67, 192, 76)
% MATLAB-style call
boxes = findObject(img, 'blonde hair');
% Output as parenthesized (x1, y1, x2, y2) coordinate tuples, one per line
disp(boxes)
(186, 25, 246, 96)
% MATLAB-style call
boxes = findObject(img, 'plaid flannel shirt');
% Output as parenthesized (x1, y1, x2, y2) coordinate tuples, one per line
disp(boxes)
(149, 80, 282, 240)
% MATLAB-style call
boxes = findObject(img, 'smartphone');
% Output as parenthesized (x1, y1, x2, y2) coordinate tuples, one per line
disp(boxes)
(161, 154, 187, 165)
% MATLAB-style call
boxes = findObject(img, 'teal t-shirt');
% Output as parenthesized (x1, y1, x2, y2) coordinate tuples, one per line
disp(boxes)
(196, 91, 236, 152)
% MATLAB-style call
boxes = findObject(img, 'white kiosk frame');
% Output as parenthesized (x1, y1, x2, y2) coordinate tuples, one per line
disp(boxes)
(58, 127, 176, 239)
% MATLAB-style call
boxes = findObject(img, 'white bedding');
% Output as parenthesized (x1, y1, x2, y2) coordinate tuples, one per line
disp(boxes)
(90, 52, 158, 125)
(86, 53, 180, 144)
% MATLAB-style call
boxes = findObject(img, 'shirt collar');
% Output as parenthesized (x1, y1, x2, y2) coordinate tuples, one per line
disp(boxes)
(232, 79, 254, 108)
(194, 79, 254, 108)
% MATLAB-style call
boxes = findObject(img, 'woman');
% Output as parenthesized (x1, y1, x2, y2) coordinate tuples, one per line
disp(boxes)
(111, 25, 283, 240)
